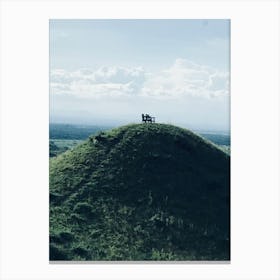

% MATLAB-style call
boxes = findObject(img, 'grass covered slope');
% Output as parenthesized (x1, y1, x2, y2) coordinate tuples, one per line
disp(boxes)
(50, 123, 230, 261)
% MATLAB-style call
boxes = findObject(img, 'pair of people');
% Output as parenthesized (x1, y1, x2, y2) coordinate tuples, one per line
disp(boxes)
(142, 113, 155, 123)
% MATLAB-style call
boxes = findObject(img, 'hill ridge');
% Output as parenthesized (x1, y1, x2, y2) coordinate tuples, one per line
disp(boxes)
(50, 123, 230, 261)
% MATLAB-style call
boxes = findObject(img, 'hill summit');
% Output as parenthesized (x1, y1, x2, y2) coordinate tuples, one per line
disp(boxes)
(50, 123, 230, 261)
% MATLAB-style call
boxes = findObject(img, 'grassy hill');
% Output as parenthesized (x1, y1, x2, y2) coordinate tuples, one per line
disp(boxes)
(50, 123, 230, 261)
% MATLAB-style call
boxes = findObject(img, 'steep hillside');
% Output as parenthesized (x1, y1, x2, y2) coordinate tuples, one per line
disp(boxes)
(50, 123, 230, 261)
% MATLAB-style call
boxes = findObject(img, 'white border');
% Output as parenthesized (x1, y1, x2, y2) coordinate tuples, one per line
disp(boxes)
(0, 0, 279, 279)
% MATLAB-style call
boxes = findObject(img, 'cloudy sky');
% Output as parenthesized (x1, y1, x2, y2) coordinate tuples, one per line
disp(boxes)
(50, 19, 230, 132)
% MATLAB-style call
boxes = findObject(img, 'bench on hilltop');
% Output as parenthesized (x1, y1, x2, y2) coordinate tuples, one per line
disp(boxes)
(142, 114, 155, 123)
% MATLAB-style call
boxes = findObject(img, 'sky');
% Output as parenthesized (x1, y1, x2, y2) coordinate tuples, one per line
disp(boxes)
(50, 19, 230, 132)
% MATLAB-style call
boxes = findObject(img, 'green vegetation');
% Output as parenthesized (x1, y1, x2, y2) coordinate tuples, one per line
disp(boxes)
(49, 140, 84, 157)
(50, 123, 112, 140)
(199, 133, 230, 146)
(49, 123, 230, 158)
(50, 123, 230, 261)
(218, 145, 230, 155)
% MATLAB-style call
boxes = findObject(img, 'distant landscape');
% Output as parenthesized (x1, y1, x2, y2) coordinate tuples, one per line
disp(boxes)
(49, 123, 230, 158)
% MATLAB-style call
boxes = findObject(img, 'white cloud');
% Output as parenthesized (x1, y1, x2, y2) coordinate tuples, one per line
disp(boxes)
(141, 59, 229, 99)
(50, 66, 145, 98)
(50, 59, 229, 99)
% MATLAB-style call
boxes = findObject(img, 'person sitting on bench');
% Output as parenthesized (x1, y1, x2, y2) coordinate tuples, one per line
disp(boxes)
(142, 113, 155, 123)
